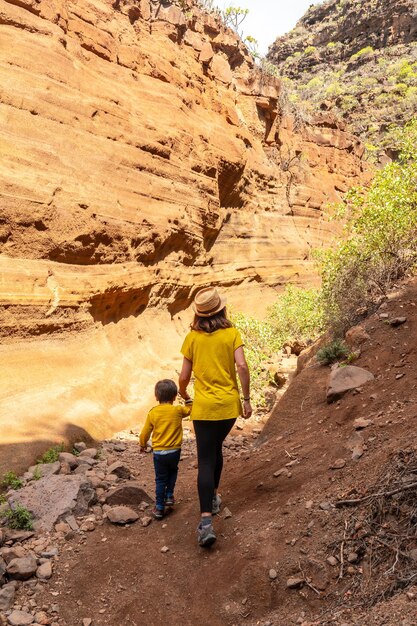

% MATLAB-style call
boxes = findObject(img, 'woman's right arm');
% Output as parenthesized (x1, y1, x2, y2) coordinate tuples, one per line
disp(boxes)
(179, 357, 193, 401)
(234, 346, 252, 419)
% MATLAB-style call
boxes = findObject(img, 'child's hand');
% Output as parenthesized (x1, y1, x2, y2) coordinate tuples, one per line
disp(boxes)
(139, 446, 147, 453)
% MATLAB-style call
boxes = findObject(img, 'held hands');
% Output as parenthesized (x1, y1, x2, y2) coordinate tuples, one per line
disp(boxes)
(243, 399, 253, 419)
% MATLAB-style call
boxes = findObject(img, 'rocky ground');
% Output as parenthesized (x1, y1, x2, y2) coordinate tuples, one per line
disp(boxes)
(1, 277, 417, 626)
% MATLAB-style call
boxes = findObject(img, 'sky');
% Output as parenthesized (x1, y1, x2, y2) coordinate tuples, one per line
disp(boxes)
(214, 0, 325, 55)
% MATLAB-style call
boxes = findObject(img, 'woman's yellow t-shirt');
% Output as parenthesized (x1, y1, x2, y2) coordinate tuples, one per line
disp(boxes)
(181, 327, 243, 421)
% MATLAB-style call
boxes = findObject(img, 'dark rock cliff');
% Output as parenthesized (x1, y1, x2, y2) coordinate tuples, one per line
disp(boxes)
(268, 0, 417, 155)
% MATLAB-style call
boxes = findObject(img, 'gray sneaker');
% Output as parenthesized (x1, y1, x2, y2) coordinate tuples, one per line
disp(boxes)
(197, 522, 217, 547)
(212, 494, 222, 515)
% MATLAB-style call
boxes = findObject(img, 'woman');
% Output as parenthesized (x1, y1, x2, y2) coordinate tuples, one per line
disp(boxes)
(179, 287, 252, 547)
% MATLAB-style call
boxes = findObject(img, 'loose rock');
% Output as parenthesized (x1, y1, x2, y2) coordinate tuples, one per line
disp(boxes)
(58, 453, 79, 469)
(286, 576, 304, 589)
(389, 316, 407, 326)
(223, 507, 232, 519)
(319, 502, 333, 511)
(353, 418, 372, 429)
(327, 366, 374, 403)
(106, 462, 131, 480)
(7, 556, 38, 581)
(330, 458, 346, 470)
(107, 506, 139, 525)
(0, 582, 17, 611)
(347, 552, 358, 563)
(269, 569, 278, 580)
(36, 561, 52, 580)
(7, 610, 34, 625)
(352, 445, 364, 460)
(345, 325, 370, 347)
(79, 448, 97, 459)
(34, 611, 50, 625)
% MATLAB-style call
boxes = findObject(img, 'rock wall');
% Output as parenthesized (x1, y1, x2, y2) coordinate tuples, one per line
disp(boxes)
(267, 0, 417, 151)
(0, 0, 368, 472)
(268, 0, 417, 68)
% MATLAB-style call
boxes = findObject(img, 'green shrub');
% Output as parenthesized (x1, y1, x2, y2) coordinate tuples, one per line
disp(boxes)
(32, 466, 42, 481)
(2, 505, 33, 530)
(325, 82, 343, 97)
(37, 443, 64, 464)
(319, 119, 417, 332)
(304, 46, 317, 56)
(316, 339, 349, 365)
(231, 311, 279, 404)
(396, 60, 417, 83)
(339, 94, 357, 112)
(231, 286, 323, 405)
(1, 471, 23, 490)
(327, 41, 337, 49)
(350, 46, 374, 62)
(267, 285, 324, 345)
(306, 76, 324, 89)
(0, 494, 7, 504)
(394, 82, 408, 95)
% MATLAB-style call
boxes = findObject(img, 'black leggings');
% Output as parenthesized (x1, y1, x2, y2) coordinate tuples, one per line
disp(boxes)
(193, 419, 236, 513)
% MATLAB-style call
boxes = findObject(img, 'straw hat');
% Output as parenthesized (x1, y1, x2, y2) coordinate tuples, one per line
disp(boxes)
(192, 287, 227, 317)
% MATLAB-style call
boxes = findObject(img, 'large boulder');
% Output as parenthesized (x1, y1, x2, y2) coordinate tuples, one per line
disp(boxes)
(104, 483, 152, 507)
(327, 365, 374, 402)
(9, 475, 96, 531)
(27, 461, 61, 479)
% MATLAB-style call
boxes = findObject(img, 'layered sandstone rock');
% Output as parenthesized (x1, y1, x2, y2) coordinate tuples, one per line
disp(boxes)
(0, 0, 367, 471)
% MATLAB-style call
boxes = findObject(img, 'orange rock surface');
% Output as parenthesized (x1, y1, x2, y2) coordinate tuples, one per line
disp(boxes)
(0, 0, 368, 471)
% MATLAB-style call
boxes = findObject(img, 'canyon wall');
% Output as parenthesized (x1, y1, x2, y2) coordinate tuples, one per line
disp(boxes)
(267, 0, 417, 151)
(0, 0, 367, 472)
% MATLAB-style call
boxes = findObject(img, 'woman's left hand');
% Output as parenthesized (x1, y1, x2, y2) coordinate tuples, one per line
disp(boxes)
(243, 399, 252, 419)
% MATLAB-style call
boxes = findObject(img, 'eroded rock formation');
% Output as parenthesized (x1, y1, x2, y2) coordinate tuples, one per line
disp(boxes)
(0, 0, 368, 471)
(267, 0, 417, 151)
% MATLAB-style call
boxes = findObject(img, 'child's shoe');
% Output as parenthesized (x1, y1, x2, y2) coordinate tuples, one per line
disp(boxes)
(152, 507, 165, 520)
(165, 495, 175, 507)
(212, 494, 221, 515)
(197, 519, 216, 547)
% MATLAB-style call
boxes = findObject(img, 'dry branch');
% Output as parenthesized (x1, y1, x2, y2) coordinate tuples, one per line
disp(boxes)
(335, 480, 417, 508)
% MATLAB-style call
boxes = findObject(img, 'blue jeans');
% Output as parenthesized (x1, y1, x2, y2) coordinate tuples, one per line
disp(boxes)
(153, 449, 181, 510)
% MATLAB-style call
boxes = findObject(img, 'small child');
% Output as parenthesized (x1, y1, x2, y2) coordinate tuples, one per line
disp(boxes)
(139, 379, 192, 520)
